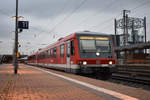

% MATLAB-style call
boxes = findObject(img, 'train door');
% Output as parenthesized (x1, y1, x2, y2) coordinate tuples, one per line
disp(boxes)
(66, 40, 71, 72)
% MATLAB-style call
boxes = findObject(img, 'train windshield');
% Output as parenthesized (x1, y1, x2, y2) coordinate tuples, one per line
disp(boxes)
(80, 39, 96, 51)
(96, 40, 109, 52)
(79, 36, 110, 52)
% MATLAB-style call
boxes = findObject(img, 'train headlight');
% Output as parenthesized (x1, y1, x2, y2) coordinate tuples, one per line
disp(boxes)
(83, 61, 87, 65)
(96, 52, 100, 56)
(109, 61, 113, 65)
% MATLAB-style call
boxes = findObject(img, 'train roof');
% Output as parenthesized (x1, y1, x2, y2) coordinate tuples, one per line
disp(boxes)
(75, 31, 109, 36)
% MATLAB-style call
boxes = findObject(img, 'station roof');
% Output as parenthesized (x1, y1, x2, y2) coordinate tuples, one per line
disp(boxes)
(115, 41, 150, 51)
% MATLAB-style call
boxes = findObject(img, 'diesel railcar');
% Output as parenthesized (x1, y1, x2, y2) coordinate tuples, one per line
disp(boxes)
(28, 31, 116, 79)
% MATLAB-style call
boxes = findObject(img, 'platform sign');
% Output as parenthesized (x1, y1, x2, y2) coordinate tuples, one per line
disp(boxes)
(18, 21, 29, 29)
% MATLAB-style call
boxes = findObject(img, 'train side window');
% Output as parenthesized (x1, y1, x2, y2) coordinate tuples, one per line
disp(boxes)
(46, 50, 48, 58)
(41, 53, 42, 59)
(60, 44, 64, 57)
(43, 52, 46, 59)
(41, 53, 43, 59)
(40, 53, 42, 59)
(39, 54, 41, 59)
(71, 40, 75, 56)
(42, 52, 45, 59)
(49, 49, 51, 58)
(54, 47, 56, 58)
(67, 41, 70, 57)
(37, 54, 39, 60)
(43, 52, 45, 59)
(51, 49, 53, 57)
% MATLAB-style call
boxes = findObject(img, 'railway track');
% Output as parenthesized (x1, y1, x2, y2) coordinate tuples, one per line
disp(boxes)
(112, 73, 150, 85)
(109, 73, 150, 90)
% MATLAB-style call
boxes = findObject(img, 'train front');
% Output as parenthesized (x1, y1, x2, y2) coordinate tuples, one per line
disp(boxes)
(76, 33, 116, 79)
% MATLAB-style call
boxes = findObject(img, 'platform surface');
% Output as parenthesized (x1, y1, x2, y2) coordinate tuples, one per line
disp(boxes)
(0, 64, 149, 100)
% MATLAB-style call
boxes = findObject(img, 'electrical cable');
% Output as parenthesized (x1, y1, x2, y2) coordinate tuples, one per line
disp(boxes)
(32, 0, 72, 39)
(48, 0, 88, 34)
(0, 9, 10, 17)
(131, 0, 150, 11)
(90, 0, 150, 32)
(75, 0, 118, 28)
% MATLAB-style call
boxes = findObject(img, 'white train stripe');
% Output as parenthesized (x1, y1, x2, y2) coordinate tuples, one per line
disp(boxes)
(29, 66, 139, 100)
(36, 63, 80, 69)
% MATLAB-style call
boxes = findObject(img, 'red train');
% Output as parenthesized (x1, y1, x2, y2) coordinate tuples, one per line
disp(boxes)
(27, 31, 116, 79)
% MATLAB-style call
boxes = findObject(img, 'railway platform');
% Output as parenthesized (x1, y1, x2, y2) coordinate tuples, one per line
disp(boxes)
(0, 64, 149, 100)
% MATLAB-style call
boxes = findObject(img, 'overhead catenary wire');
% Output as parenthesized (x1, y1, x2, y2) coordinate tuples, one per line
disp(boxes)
(48, 0, 88, 34)
(0, 9, 10, 17)
(89, 0, 150, 32)
(130, 0, 150, 11)
(88, 13, 122, 30)
(131, 0, 150, 17)
(37, 0, 71, 35)
(75, 0, 118, 28)
(32, 0, 72, 39)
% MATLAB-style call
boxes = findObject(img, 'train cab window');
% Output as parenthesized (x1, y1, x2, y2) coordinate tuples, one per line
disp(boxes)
(71, 40, 75, 56)
(96, 40, 110, 52)
(54, 47, 56, 58)
(80, 39, 96, 50)
(60, 44, 64, 57)
(67, 41, 70, 57)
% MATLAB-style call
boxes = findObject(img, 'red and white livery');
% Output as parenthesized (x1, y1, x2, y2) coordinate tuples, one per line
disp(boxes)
(28, 31, 116, 79)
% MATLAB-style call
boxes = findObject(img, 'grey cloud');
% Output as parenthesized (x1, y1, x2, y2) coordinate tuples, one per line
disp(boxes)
(0, 0, 150, 54)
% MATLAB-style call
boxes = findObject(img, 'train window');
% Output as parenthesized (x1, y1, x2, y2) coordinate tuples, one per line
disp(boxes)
(67, 41, 70, 57)
(49, 49, 51, 58)
(60, 44, 64, 57)
(96, 40, 109, 52)
(46, 50, 48, 58)
(54, 47, 56, 58)
(41, 53, 43, 59)
(51, 49, 53, 57)
(43, 52, 45, 59)
(71, 40, 75, 56)
(33, 55, 35, 60)
(80, 39, 96, 50)
(37, 54, 39, 60)
(40, 53, 42, 59)
(39, 54, 41, 59)
(96, 40, 109, 46)
(42, 52, 45, 59)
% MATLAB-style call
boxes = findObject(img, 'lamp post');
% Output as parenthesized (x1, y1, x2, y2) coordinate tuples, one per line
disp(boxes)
(14, 0, 18, 74)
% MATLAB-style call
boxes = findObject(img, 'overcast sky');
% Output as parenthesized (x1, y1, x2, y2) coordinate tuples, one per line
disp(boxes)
(0, 0, 150, 55)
